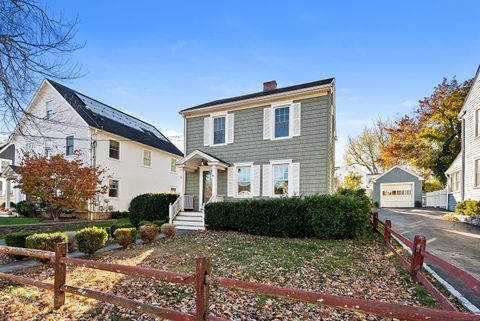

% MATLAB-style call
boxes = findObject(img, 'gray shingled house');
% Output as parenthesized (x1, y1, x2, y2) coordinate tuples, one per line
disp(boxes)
(170, 78, 336, 230)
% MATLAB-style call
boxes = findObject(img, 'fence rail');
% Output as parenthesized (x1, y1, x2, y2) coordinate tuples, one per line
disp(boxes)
(1, 235, 480, 320)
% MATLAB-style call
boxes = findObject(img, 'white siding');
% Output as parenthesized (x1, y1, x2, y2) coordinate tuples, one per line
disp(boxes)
(462, 73, 480, 200)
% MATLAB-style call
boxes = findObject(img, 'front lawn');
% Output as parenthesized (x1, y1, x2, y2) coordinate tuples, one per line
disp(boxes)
(0, 217, 41, 226)
(0, 231, 435, 320)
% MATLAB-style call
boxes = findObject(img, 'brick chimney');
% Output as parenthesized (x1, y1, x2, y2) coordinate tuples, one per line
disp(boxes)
(263, 80, 277, 91)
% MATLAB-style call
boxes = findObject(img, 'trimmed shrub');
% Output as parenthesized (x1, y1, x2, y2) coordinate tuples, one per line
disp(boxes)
(153, 220, 166, 227)
(205, 190, 371, 239)
(128, 193, 179, 227)
(456, 200, 480, 216)
(138, 220, 153, 227)
(205, 197, 308, 238)
(160, 223, 176, 238)
(15, 200, 37, 217)
(110, 222, 134, 237)
(139, 224, 159, 243)
(5, 231, 34, 259)
(75, 226, 109, 255)
(114, 228, 137, 248)
(111, 211, 129, 219)
(26, 232, 68, 262)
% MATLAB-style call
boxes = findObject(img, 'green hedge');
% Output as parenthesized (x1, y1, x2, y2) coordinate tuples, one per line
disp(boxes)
(5, 231, 34, 259)
(205, 190, 371, 239)
(15, 201, 37, 217)
(75, 226, 109, 255)
(25, 232, 68, 262)
(456, 200, 480, 216)
(110, 222, 134, 237)
(128, 193, 179, 227)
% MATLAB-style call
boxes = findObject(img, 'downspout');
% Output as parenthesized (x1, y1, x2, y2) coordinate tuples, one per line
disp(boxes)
(460, 112, 466, 201)
(90, 129, 98, 211)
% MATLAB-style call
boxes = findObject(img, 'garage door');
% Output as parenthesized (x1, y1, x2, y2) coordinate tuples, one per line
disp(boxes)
(380, 183, 414, 208)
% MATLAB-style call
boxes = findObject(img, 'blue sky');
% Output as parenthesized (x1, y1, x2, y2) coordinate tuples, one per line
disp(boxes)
(49, 0, 480, 164)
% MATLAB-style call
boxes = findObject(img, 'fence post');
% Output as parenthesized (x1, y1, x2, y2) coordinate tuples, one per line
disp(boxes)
(372, 211, 379, 230)
(54, 242, 67, 309)
(410, 235, 426, 281)
(195, 257, 211, 321)
(384, 220, 392, 245)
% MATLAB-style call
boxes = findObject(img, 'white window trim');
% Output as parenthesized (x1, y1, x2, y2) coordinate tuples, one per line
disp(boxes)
(109, 139, 120, 161)
(233, 162, 254, 198)
(450, 170, 461, 192)
(143, 149, 152, 167)
(108, 178, 120, 199)
(46, 100, 54, 119)
(474, 157, 480, 188)
(210, 113, 228, 146)
(65, 135, 75, 157)
(476, 108, 480, 138)
(170, 158, 177, 173)
(26, 142, 34, 153)
(271, 102, 293, 140)
(270, 159, 292, 197)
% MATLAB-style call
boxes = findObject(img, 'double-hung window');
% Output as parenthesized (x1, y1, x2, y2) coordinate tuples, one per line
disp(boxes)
(450, 171, 460, 191)
(273, 164, 289, 195)
(26, 143, 34, 153)
(237, 166, 251, 196)
(213, 116, 226, 145)
(66, 136, 74, 156)
(0, 160, 10, 172)
(476, 109, 480, 138)
(274, 106, 290, 138)
(108, 179, 119, 197)
(46, 100, 54, 119)
(143, 150, 151, 166)
(475, 160, 480, 188)
(45, 140, 53, 157)
(171, 158, 177, 172)
(109, 140, 120, 159)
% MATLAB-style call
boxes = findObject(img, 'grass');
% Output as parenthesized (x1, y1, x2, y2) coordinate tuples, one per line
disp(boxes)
(0, 217, 41, 226)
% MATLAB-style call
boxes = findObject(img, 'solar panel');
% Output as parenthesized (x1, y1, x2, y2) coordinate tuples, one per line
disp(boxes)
(75, 92, 167, 141)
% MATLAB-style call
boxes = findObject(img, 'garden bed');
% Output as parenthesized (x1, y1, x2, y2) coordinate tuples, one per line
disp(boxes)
(0, 230, 437, 320)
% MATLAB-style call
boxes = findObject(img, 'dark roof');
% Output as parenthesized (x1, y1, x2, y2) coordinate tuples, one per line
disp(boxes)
(180, 78, 334, 113)
(47, 80, 183, 157)
(0, 144, 15, 162)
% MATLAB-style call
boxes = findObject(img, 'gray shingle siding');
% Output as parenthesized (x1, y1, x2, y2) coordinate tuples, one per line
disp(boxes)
(373, 167, 423, 207)
(184, 94, 334, 206)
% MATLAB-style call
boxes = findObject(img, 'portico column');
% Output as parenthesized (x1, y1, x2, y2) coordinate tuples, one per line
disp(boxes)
(180, 166, 186, 196)
(211, 165, 218, 199)
(5, 179, 11, 209)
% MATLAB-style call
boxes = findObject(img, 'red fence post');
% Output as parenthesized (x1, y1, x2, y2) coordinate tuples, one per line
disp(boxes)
(410, 235, 426, 281)
(54, 243, 67, 309)
(195, 257, 211, 321)
(384, 220, 391, 245)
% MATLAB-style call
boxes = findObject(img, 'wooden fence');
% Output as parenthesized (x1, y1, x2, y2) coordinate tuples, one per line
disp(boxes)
(1, 230, 480, 320)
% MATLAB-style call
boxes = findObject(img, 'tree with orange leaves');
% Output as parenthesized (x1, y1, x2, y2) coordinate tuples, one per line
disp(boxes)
(15, 151, 107, 221)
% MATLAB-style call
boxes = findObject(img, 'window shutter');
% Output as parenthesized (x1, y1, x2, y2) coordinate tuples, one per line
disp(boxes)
(204, 117, 211, 146)
(227, 167, 235, 197)
(289, 162, 300, 196)
(263, 108, 272, 140)
(252, 165, 261, 197)
(262, 164, 271, 197)
(227, 113, 235, 144)
(292, 102, 301, 137)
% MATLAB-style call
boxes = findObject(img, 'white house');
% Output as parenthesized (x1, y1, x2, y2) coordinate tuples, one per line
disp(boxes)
(446, 66, 480, 211)
(0, 143, 15, 207)
(6, 79, 183, 211)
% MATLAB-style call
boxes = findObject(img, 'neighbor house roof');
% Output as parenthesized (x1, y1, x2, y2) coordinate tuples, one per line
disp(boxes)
(372, 165, 424, 182)
(47, 80, 183, 157)
(459, 65, 480, 115)
(180, 78, 335, 114)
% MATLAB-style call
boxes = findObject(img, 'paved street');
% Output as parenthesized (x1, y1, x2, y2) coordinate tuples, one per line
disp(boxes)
(379, 208, 480, 309)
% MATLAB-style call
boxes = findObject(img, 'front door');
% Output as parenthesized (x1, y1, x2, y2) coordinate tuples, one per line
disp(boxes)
(202, 170, 212, 205)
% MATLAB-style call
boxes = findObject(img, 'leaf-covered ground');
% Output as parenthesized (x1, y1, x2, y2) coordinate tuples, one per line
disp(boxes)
(0, 230, 436, 320)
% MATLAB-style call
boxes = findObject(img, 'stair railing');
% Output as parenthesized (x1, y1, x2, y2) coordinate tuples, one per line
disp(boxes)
(169, 195, 184, 224)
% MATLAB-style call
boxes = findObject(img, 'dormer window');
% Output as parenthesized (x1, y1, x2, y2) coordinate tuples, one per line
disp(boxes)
(46, 100, 54, 119)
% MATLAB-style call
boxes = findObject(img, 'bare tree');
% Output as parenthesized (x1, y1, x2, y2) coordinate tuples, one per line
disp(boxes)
(343, 119, 391, 174)
(0, 0, 83, 132)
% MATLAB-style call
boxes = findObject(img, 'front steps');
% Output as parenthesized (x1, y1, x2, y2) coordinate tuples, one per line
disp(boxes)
(172, 211, 205, 230)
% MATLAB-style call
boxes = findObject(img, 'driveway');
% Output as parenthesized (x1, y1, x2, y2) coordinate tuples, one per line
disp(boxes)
(379, 208, 480, 309)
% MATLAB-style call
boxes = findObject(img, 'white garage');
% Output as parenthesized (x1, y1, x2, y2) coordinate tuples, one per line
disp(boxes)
(380, 182, 415, 208)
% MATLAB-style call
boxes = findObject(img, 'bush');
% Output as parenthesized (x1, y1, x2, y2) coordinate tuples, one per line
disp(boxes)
(15, 200, 37, 217)
(75, 226, 109, 255)
(111, 211, 129, 219)
(25, 232, 68, 262)
(110, 222, 134, 237)
(153, 220, 166, 227)
(205, 197, 309, 238)
(456, 200, 480, 216)
(5, 231, 34, 259)
(138, 220, 153, 227)
(128, 193, 179, 227)
(160, 223, 176, 238)
(1, 201, 16, 209)
(423, 179, 444, 193)
(205, 191, 371, 239)
(114, 228, 137, 248)
(139, 224, 159, 243)
(415, 200, 422, 208)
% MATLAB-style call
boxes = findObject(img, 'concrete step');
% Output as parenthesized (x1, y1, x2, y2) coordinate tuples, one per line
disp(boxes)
(174, 225, 205, 231)
(178, 211, 202, 217)
(172, 220, 204, 227)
